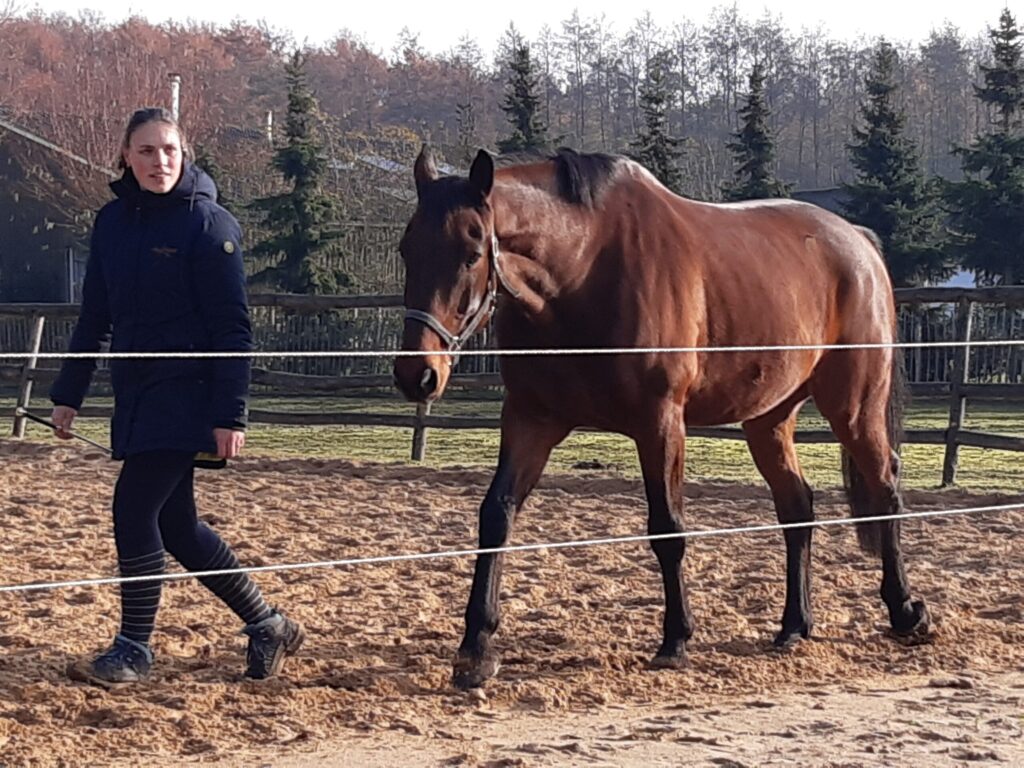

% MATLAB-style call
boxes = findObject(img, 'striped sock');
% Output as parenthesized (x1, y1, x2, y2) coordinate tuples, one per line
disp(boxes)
(118, 550, 166, 645)
(196, 540, 273, 626)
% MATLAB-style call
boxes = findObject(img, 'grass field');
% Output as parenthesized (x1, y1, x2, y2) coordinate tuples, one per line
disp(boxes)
(5, 391, 1023, 493)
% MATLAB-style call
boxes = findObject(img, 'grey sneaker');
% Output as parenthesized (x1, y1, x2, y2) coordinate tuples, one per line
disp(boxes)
(241, 611, 304, 679)
(70, 634, 153, 688)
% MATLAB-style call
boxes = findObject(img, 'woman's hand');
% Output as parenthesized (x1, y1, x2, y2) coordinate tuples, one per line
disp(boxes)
(51, 405, 78, 439)
(213, 428, 245, 459)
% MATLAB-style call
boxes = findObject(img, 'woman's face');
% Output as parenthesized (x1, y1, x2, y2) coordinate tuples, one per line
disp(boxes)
(123, 121, 183, 194)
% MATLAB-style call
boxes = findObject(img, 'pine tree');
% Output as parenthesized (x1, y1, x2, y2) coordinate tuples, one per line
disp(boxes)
(976, 9, 1024, 132)
(497, 41, 549, 154)
(193, 142, 231, 213)
(722, 63, 790, 201)
(248, 49, 350, 294)
(629, 51, 683, 193)
(944, 10, 1024, 286)
(842, 41, 949, 287)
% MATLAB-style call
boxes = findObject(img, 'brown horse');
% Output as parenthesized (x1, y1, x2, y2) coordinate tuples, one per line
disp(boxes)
(394, 146, 932, 689)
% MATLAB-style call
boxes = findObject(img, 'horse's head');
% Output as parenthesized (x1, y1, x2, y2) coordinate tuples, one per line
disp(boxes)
(394, 146, 498, 403)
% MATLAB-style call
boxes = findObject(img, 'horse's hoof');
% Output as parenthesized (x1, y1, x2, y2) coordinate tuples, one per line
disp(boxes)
(452, 654, 500, 690)
(649, 652, 686, 670)
(890, 600, 934, 646)
(772, 623, 811, 651)
(772, 632, 806, 651)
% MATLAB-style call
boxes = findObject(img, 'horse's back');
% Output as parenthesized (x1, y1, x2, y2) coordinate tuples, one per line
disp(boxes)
(629, 191, 898, 425)
(672, 196, 896, 341)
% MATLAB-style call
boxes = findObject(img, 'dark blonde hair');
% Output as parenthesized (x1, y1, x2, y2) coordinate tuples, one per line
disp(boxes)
(117, 107, 189, 170)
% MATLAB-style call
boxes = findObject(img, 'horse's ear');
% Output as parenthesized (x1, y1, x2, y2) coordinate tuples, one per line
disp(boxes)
(414, 144, 438, 199)
(469, 149, 494, 199)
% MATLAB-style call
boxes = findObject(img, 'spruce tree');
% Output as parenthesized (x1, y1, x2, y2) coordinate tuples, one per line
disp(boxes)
(497, 42, 549, 154)
(944, 9, 1024, 285)
(842, 41, 949, 287)
(248, 49, 349, 294)
(629, 51, 683, 193)
(193, 142, 231, 213)
(722, 63, 790, 201)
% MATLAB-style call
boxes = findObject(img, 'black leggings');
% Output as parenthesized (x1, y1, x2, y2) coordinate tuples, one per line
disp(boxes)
(111, 451, 271, 644)
(113, 451, 221, 569)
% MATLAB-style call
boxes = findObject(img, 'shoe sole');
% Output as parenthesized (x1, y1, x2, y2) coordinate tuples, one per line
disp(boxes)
(67, 659, 145, 689)
(247, 624, 306, 680)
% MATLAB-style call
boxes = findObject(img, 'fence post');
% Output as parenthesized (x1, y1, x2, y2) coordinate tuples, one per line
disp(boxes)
(12, 313, 46, 438)
(941, 298, 973, 487)
(411, 402, 431, 461)
(912, 308, 923, 382)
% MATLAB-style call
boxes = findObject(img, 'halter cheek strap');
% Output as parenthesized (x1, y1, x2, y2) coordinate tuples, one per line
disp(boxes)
(403, 308, 462, 350)
(404, 233, 517, 366)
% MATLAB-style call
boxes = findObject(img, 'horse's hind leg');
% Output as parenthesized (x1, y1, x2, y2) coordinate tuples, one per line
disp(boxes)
(635, 402, 694, 668)
(838, 427, 931, 640)
(812, 355, 932, 642)
(742, 396, 815, 649)
(453, 398, 569, 689)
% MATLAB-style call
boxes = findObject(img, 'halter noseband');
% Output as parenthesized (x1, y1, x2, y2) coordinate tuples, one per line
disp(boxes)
(404, 233, 518, 366)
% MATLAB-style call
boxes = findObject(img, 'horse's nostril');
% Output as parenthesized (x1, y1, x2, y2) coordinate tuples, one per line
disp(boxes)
(420, 367, 439, 397)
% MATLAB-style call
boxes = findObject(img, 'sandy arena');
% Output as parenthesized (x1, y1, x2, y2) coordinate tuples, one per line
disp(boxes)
(1, 439, 1022, 766)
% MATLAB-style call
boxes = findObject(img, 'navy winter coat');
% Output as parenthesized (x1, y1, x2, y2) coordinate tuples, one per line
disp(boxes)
(50, 162, 252, 459)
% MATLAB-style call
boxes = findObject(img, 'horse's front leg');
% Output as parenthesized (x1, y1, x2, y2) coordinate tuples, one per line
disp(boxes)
(453, 402, 569, 689)
(635, 402, 694, 668)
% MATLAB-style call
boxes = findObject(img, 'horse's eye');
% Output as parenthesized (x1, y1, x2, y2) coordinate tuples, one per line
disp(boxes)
(466, 249, 483, 266)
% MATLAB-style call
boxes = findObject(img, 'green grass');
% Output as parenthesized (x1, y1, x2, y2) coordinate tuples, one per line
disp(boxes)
(4, 394, 1023, 492)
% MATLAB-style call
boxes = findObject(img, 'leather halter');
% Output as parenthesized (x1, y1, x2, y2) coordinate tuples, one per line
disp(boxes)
(403, 233, 518, 366)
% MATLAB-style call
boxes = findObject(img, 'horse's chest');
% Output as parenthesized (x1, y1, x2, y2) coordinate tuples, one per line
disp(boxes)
(499, 356, 659, 431)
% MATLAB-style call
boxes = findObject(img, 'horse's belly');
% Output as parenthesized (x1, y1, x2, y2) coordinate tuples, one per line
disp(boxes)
(684, 354, 815, 425)
(501, 349, 815, 431)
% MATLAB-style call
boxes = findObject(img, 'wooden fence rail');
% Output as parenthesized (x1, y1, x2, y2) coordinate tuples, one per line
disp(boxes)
(4, 287, 1023, 485)
(7, 364, 1024, 402)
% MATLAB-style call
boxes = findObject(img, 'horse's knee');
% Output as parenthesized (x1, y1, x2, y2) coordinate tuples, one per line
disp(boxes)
(873, 483, 903, 516)
(478, 496, 514, 547)
(802, 479, 814, 506)
(647, 519, 681, 536)
(771, 478, 814, 523)
(648, 532, 685, 563)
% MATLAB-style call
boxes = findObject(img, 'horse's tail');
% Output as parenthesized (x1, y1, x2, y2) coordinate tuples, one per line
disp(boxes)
(841, 226, 906, 556)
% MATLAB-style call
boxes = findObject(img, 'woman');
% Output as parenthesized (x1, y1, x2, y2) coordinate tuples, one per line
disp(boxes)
(50, 107, 303, 686)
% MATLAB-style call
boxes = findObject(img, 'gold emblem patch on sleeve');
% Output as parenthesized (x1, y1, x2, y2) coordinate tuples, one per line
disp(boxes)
(223, 240, 236, 254)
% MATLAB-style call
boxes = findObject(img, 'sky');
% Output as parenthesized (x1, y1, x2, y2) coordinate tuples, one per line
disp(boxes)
(18, 0, 1017, 55)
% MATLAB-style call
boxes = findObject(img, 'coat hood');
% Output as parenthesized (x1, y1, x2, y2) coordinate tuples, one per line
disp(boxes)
(110, 161, 218, 209)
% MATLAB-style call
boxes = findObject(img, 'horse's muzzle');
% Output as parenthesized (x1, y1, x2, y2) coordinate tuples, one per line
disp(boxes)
(393, 358, 444, 403)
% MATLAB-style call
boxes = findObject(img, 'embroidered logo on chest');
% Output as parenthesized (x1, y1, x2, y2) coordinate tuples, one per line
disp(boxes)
(151, 246, 179, 258)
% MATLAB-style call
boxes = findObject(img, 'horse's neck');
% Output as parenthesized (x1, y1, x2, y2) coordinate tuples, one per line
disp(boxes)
(493, 185, 589, 317)
(493, 182, 594, 301)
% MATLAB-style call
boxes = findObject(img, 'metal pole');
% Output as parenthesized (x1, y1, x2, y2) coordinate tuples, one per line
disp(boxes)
(168, 73, 182, 120)
(12, 314, 45, 438)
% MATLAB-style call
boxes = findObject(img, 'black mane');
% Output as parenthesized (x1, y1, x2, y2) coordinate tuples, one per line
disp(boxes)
(551, 148, 622, 207)
(417, 148, 624, 218)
